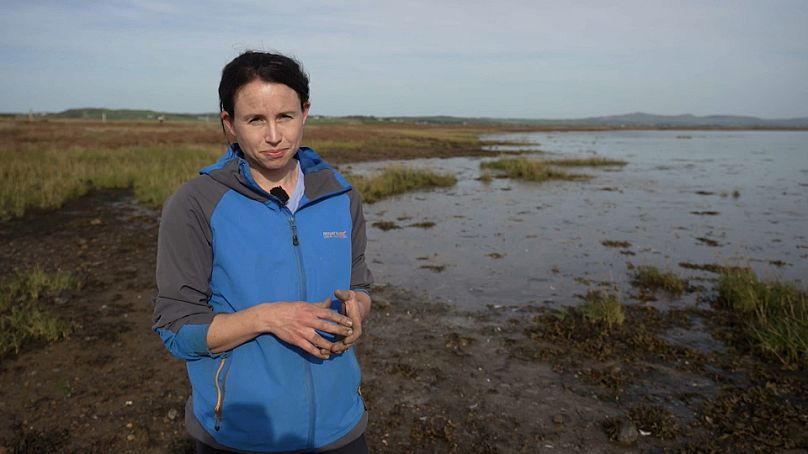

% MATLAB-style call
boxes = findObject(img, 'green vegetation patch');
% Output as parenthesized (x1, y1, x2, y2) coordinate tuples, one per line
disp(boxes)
(480, 157, 590, 182)
(581, 290, 625, 329)
(0, 267, 80, 356)
(716, 267, 807, 368)
(347, 167, 457, 204)
(631, 266, 686, 297)
(0, 145, 219, 219)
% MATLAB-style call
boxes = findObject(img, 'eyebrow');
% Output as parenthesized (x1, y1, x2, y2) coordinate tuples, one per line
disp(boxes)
(241, 110, 297, 119)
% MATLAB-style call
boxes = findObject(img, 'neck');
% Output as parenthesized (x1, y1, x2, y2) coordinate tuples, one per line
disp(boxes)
(251, 160, 299, 195)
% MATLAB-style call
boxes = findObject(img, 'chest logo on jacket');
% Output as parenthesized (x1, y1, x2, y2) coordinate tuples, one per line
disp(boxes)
(322, 231, 348, 240)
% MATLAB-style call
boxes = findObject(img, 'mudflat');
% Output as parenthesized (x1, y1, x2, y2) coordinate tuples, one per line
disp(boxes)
(1, 188, 805, 453)
(1, 121, 806, 452)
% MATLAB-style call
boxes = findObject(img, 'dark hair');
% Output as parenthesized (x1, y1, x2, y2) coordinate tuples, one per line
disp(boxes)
(218, 51, 310, 116)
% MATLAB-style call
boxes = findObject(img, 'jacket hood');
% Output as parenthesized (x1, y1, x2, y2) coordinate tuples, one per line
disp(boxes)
(200, 144, 351, 207)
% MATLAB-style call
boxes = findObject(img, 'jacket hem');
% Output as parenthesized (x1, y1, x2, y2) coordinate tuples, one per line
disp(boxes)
(185, 397, 367, 453)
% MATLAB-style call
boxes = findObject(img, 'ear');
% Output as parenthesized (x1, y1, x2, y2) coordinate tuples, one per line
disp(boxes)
(220, 111, 236, 139)
(301, 102, 311, 124)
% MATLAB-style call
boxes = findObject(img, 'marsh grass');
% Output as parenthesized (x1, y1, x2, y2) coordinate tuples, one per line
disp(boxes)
(306, 120, 500, 163)
(0, 267, 80, 356)
(0, 145, 219, 219)
(347, 167, 457, 204)
(716, 268, 807, 368)
(581, 290, 625, 329)
(545, 157, 627, 167)
(0, 119, 500, 218)
(480, 157, 590, 182)
(631, 266, 686, 297)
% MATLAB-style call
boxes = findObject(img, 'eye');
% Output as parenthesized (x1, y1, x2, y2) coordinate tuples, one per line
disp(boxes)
(248, 117, 265, 126)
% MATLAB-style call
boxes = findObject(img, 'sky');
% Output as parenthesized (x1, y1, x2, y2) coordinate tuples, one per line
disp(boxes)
(1, 1, 807, 119)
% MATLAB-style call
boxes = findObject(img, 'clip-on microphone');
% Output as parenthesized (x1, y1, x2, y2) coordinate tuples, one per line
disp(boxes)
(270, 186, 290, 204)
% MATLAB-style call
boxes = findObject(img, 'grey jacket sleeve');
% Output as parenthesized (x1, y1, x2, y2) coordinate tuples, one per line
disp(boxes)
(348, 188, 374, 291)
(152, 178, 221, 360)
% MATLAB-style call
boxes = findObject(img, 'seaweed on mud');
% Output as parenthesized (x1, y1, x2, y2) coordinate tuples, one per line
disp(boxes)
(696, 236, 720, 247)
(627, 404, 681, 439)
(678, 262, 746, 274)
(409, 415, 457, 445)
(520, 305, 705, 368)
(685, 384, 808, 452)
(631, 265, 686, 297)
(444, 332, 475, 356)
(419, 265, 445, 273)
(577, 365, 637, 395)
(601, 239, 632, 248)
(372, 221, 400, 231)
(385, 361, 419, 379)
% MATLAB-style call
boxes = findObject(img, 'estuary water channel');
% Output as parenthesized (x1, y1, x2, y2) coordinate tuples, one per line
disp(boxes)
(343, 130, 808, 311)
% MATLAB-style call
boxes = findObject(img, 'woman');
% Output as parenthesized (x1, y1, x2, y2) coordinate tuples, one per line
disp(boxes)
(152, 51, 373, 453)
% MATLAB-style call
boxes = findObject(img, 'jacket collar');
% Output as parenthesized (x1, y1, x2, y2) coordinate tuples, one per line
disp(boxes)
(201, 144, 352, 208)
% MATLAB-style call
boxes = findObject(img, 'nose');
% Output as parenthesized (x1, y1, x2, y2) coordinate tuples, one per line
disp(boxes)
(264, 122, 281, 145)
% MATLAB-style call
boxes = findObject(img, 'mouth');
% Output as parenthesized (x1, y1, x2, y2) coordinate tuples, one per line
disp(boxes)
(261, 148, 287, 158)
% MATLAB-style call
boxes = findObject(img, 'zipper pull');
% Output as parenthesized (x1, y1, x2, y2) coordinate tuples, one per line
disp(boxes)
(289, 217, 300, 246)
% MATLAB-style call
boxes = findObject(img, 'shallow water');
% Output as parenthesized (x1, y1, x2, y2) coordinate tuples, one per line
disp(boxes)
(345, 130, 808, 310)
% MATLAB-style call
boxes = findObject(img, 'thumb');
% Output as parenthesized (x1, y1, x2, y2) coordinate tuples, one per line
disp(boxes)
(318, 297, 332, 308)
(334, 289, 352, 302)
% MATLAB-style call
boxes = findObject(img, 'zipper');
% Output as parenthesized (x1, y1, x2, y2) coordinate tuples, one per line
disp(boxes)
(234, 159, 352, 446)
(305, 360, 315, 448)
(288, 215, 300, 246)
(287, 214, 306, 300)
(213, 355, 230, 431)
(287, 212, 315, 447)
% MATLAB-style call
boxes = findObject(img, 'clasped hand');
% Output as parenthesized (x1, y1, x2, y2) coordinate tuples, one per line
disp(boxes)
(207, 290, 369, 359)
(267, 289, 367, 359)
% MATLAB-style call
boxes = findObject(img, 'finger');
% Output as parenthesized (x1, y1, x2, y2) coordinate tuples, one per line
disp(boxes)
(342, 321, 362, 345)
(297, 337, 330, 359)
(316, 308, 353, 327)
(334, 289, 354, 302)
(316, 297, 333, 308)
(309, 332, 335, 352)
(315, 320, 353, 337)
(330, 340, 350, 354)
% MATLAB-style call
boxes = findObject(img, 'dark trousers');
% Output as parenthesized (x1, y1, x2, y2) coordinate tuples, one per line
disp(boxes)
(195, 434, 369, 454)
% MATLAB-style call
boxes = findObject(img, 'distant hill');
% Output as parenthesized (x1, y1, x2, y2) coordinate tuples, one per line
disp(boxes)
(384, 112, 808, 129)
(50, 108, 217, 122)
(571, 112, 808, 129)
(11, 108, 808, 129)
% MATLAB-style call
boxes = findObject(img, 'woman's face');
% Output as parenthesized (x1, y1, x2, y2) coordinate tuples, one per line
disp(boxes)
(221, 79, 310, 181)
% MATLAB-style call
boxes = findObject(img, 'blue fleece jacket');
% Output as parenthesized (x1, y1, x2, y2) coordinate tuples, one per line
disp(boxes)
(152, 146, 373, 452)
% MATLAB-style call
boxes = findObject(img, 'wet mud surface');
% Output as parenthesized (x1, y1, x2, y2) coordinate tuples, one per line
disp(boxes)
(1, 189, 806, 453)
(352, 130, 808, 310)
